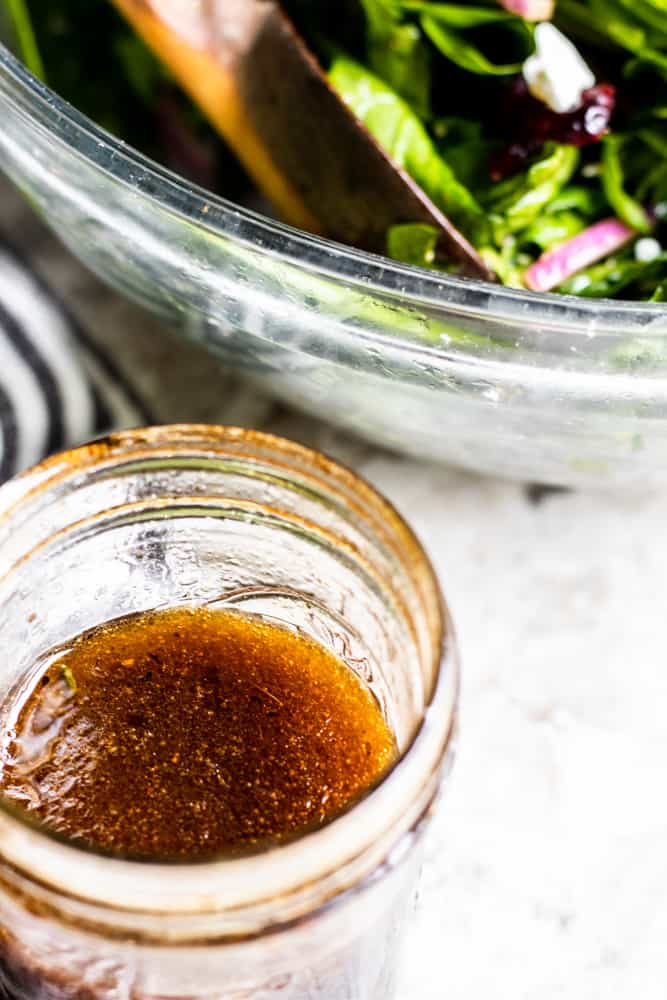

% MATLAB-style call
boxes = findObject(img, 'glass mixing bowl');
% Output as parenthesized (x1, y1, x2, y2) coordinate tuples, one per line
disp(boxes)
(0, 44, 666, 488)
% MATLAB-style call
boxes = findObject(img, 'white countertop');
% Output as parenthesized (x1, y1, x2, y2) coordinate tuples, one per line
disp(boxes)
(5, 179, 667, 999)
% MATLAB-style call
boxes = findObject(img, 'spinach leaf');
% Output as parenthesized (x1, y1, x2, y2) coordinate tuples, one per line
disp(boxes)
(359, 0, 432, 115)
(631, 49, 667, 79)
(16, 0, 159, 140)
(5, 0, 44, 79)
(559, 253, 667, 297)
(556, 0, 667, 85)
(329, 54, 488, 240)
(546, 185, 606, 219)
(387, 223, 440, 265)
(434, 117, 499, 191)
(636, 162, 667, 205)
(590, 0, 648, 50)
(638, 129, 667, 159)
(478, 245, 525, 287)
(360, 0, 403, 37)
(584, 0, 667, 79)
(606, 0, 667, 45)
(601, 135, 652, 232)
(420, 14, 524, 76)
(554, 0, 619, 49)
(402, 2, 520, 27)
(369, 23, 432, 117)
(485, 144, 580, 241)
(519, 210, 586, 249)
(403, 0, 533, 78)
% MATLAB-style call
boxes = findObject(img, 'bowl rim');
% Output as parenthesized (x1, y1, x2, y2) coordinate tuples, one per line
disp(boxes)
(0, 41, 665, 336)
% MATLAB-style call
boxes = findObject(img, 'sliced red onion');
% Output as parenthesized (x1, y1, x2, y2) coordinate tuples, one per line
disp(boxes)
(523, 217, 636, 292)
(498, 0, 554, 20)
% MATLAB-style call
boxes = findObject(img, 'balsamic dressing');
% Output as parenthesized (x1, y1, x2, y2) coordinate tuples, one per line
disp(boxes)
(0, 607, 395, 859)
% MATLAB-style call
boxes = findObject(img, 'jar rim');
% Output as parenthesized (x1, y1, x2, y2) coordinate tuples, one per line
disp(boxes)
(0, 425, 458, 935)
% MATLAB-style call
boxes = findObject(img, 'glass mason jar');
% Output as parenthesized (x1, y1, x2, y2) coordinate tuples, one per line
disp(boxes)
(0, 425, 458, 1000)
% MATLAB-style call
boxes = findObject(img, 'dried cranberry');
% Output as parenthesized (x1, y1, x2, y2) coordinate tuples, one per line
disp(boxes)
(489, 78, 616, 179)
(490, 139, 543, 181)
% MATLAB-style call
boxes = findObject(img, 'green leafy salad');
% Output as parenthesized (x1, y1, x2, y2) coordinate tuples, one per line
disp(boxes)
(5, 0, 667, 300)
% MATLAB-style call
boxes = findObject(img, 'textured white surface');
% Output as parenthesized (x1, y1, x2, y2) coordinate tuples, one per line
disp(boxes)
(274, 426, 667, 1000)
(4, 178, 667, 998)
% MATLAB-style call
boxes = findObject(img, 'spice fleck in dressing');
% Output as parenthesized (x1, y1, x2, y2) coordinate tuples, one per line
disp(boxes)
(0, 608, 395, 858)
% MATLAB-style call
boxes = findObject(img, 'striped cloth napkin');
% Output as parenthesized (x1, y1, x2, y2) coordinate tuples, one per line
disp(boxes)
(0, 239, 149, 481)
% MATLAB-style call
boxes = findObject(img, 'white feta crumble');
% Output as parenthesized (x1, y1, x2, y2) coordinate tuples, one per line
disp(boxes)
(634, 237, 663, 262)
(523, 23, 595, 114)
(566, 273, 592, 294)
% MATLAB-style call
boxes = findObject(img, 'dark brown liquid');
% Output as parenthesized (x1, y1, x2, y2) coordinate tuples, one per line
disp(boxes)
(0, 607, 395, 859)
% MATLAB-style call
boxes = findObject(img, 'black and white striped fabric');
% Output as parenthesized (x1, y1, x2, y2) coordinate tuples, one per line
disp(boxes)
(0, 241, 149, 481)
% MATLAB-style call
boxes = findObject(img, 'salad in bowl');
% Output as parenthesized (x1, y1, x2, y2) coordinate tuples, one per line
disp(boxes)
(4, 0, 666, 301)
(1, 0, 666, 489)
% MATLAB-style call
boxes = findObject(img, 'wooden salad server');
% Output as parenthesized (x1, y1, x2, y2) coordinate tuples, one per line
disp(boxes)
(111, 0, 493, 278)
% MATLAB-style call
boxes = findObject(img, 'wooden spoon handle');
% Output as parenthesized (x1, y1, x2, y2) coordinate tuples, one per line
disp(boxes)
(112, 0, 493, 278)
